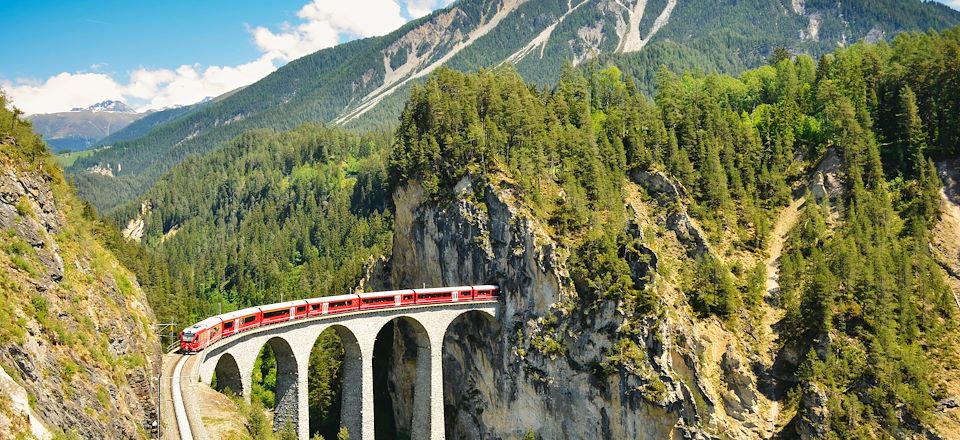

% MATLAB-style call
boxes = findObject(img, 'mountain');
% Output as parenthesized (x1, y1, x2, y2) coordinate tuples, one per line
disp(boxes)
(121, 28, 960, 438)
(28, 100, 145, 152)
(0, 96, 163, 438)
(70, 99, 136, 113)
(94, 100, 209, 148)
(68, 0, 960, 214)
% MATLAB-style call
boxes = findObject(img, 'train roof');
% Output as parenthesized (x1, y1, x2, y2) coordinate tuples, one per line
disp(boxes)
(186, 316, 222, 332)
(357, 289, 414, 298)
(472, 284, 498, 290)
(218, 307, 261, 320)
(306, 294, 359, 303)
(414, 286, 473, 294)
(258, 299, 308, 311)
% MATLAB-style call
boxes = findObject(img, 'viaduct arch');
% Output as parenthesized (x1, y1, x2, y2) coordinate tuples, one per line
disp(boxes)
(195, 301, 498, 439)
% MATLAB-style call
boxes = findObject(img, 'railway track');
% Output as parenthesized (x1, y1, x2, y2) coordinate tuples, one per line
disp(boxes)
(172, 354, 193, 440)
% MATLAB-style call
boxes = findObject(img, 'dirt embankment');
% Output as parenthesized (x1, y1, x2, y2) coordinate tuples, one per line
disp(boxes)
(933, 160, 960, 308)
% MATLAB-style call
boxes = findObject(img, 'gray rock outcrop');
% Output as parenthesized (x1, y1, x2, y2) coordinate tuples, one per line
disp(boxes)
(372, 175, 773, 439)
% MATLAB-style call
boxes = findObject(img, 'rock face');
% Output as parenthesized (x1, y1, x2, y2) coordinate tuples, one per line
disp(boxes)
(810, 148, 845, 205)
(631, 170, 712, 257)
(0, 139, 160, 439)
(374, 176, 775, 439)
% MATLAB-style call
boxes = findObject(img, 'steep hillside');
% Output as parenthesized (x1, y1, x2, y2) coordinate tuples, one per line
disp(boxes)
(365, 29, 960, 438)
(110, 125, 394, 321)
(0, 97, 160, 438)
(94, 104, 202, 148)
(69, 0, 960, 214)
(122, 28, 960, 438)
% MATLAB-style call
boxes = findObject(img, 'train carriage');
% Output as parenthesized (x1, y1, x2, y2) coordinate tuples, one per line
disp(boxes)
(307, 294, 361, 316)
(414, 286, 473, 304)
(180, 286, 499, 353)
(472, 284, 498, 300)
(259, 300, 309, 325)
(358, 289, 415, 310)
(218, 307, 262, 337)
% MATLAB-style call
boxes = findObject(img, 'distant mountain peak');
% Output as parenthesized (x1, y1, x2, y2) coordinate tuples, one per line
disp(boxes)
(71, 100, 136, 113)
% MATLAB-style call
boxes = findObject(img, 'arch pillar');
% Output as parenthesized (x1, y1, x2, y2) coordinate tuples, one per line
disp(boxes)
(295, 350, 310, 440)
(336, 317, 383, 440)
(335, 326, 364, 440)
(422, 320, 449, 440)
(358, 332, 377, 440)
(268, 337, 302, 434)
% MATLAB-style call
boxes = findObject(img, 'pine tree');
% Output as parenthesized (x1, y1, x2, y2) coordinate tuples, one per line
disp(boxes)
(899, 85, 927, 175)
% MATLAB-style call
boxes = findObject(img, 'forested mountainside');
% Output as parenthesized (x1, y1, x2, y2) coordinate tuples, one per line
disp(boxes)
(113, 126, 394, 319)
(69, 0, 960, 215)
(94, 102, 207, 148)
(120, 27, 960, 438)
(111, 125, 396, 438)
(0, 97, 163, 438)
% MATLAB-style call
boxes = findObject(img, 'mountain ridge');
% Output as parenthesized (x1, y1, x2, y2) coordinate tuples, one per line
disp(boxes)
(27, 108, 144, 153)
(69, 99, 136, 113)
(69, 0, 960, 213)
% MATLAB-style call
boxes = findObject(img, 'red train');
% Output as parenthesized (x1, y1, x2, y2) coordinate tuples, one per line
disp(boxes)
(180, 285, 499, 353)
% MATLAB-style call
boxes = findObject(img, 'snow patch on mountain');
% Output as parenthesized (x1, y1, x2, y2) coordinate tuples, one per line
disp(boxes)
(70, 100, 136, 113)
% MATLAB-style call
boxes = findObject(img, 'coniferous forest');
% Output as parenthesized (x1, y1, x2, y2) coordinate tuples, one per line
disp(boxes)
(101, 27, 960, 438)
(6, 0, 960, 438)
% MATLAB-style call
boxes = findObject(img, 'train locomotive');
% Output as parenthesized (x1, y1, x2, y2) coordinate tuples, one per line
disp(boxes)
(179, 285, 498, 353)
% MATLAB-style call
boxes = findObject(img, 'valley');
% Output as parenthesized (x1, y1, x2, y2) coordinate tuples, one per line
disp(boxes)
(2, 1, 960, 439)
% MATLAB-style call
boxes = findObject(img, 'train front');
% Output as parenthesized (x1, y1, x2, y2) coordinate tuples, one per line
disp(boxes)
(180, 326, 199, 352)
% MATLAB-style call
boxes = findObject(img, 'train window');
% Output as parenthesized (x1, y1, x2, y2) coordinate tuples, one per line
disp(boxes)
(243, 315, 257, 324)
(310, 304, 321, 311)
(223, 321, 234, 330)
(263, 309, 290, 319)
(182, 333, 195, 342)
(297, 306, 307, 313)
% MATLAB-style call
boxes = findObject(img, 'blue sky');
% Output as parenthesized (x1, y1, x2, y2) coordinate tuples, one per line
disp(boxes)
(1, 0, 958, 113)
(1, 1, 299, 80)
(0, 0, 453, 113)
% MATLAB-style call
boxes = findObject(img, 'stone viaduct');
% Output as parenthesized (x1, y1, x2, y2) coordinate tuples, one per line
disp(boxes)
(193, 301, 498, 440)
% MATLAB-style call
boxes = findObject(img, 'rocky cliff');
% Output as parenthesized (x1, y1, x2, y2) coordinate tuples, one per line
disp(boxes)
(371, 175, 777, 439)
(0, 129, 160, 438)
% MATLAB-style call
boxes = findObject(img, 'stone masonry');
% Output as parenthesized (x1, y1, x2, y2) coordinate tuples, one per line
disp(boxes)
(194, 302, 498, 439)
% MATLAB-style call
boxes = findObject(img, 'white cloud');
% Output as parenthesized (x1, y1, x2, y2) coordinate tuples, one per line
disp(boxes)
(2, 72, 126, 114)
(940, 0, 960, 10)
(405, 0, 455, 19)
(2, 0, 447, 115)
